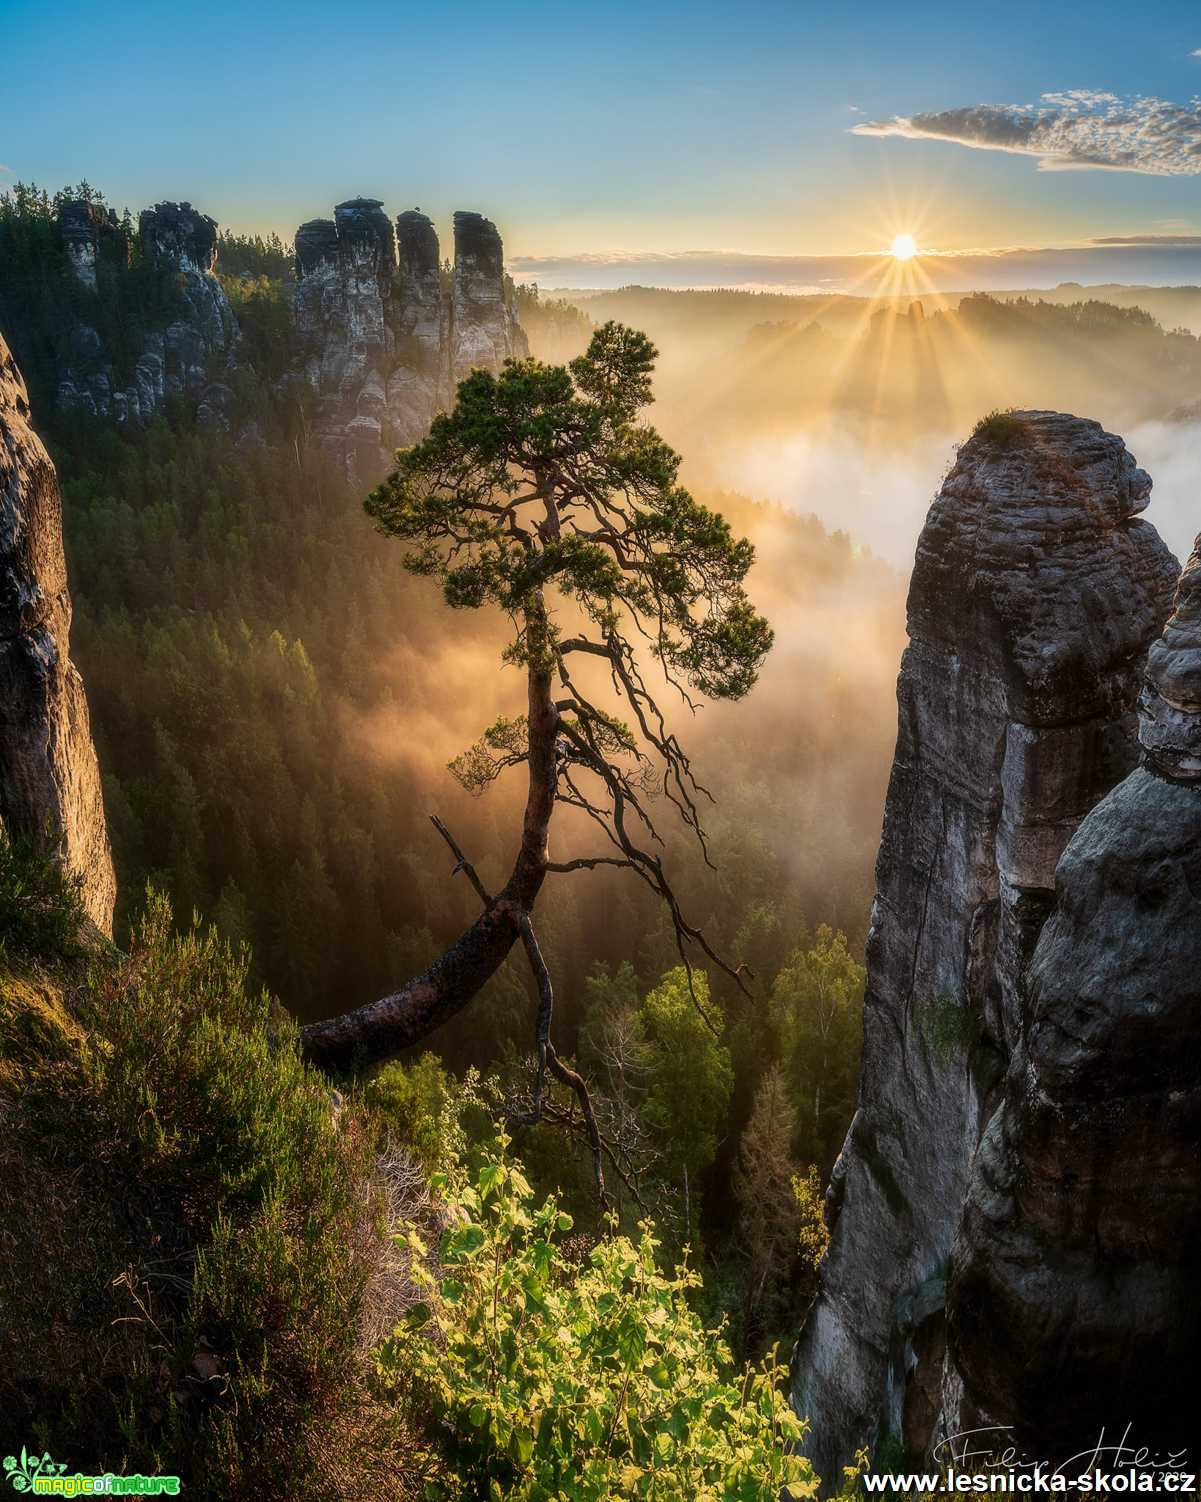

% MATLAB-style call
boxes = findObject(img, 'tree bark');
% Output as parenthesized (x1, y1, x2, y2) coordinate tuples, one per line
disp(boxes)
(300, 604, 557, 1072)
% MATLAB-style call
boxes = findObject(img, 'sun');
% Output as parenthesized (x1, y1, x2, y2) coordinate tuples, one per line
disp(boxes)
(890, 233, 918, 261)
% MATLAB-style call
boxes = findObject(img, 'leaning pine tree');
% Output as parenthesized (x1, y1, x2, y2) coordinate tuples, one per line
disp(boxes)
(302, 322, 773, 1197)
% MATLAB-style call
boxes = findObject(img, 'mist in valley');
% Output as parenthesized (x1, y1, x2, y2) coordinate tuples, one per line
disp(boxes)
(522, 280, 1201, 567)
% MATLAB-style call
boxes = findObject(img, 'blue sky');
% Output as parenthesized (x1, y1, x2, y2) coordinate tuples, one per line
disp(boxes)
(3, 0, 1201, 269)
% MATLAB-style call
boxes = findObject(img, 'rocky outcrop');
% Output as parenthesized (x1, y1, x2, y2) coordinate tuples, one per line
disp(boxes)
(54, 199, 235, 427)
(792, 412, 1178, 1480)
(946, 536, 1201, 1462)
(139, 201, 236, 356)
(4, 194, 525, 459)
(294, 198, 409, 470)
(450, 211, 528, 384)
(0, 333, 115, 934)
(294, 201, 526, 477)
(59, 200, 127, 291)
(396, 210, 446, 354)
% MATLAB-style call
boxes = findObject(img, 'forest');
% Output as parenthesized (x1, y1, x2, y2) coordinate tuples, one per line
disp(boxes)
(0, 182, 898, 1363)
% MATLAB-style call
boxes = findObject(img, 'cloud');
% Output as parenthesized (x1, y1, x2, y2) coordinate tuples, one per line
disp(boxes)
(0, 165, 13, 175)
(1089, 233, 1201, 245)
(852, 91, 1201, 174)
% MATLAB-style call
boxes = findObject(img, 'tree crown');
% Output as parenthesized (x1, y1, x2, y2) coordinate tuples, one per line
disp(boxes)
(365, 321, 772, 700)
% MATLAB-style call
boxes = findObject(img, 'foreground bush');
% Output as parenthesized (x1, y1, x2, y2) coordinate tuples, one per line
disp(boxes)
(0, 889, 419, 1500)
(380, 1138, 819, 1501)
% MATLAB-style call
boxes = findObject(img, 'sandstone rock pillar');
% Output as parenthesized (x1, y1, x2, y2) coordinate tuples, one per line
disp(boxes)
(792, 413, 1178, 1482)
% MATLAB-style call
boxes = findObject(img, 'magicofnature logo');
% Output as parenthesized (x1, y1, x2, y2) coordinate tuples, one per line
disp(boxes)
(4, 1449, 180, 1496)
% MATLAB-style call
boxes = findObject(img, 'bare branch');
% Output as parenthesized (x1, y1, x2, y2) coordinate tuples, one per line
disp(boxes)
(431, 815, 494, 908)
(517, 914, 612, 1213)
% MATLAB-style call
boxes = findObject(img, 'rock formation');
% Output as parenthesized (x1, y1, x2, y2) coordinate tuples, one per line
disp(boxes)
(3, 195, 525, 464)
(58, 199, 127, 291)
(294, 198, 411, 470)
(293, 201, 527, 477)
(138, 200, 237, 361)
(792, 412, 1179, 1480)
(55, 198, 236, 427)
(946, 535, 1201, 1463)
(450, 210, 528, 384)
(0, 333, 115, 934)
(396, 209, 446, 354)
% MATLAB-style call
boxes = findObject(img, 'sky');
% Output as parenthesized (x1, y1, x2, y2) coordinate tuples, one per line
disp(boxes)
(4, 0, 1201, 286)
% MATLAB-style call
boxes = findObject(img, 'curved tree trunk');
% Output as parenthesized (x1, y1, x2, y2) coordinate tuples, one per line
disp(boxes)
(300, 610, 557, 1072)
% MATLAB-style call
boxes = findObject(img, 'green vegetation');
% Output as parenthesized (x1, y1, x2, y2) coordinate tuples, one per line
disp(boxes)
(919, 993, 981, 1064)
(215, 228, 294, 282)
(0, 831, 88, 965)
(0, 190, 882, 1446)
(0, 888, 416, 1497)
(969, 409, 1029, 451)
(638, 967, 733, 1242)
(379, 1137, 816, 1502)
(0, 887, 829, 1498)
(769, 926, 866, 1171)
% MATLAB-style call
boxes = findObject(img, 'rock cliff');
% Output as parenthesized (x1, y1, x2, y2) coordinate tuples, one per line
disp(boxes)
(946, 534, 1201, 1463)
(792, 412, 1179, 1478)
(0, 332, 115, 934)
(450, 210, 528, 384)
(293, 200, 527, 477)
(55, 198, 237, 428)
(2, 195, 525, 464)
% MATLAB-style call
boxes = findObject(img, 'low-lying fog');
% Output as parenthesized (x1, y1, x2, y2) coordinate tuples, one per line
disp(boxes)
(716, 420, 1198, 569)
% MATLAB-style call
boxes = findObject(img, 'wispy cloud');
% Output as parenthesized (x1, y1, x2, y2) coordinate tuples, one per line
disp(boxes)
(0, 165, 13, 176)
(852, 90, 1201, 174)
(1090, 233, 1201, 245)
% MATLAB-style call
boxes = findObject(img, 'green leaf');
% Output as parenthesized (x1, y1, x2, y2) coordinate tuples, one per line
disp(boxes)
(510, 1427, 535, 1466)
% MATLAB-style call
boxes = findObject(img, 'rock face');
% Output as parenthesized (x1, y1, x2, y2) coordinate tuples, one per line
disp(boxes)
(5, 196, 525, 462)
(396, 210, 446, 354)
(0, 333, 115, 934)
(54, 198, 236, 427)
(792, 412, 1178, 1481)
(946, 536, 1201, 1462)
(293, 201, 527, 477)
(58, 199, 127, 291)
(450, 211, 528, 384)
(139, 201, 236, 356)
(294, 198, 409, 471)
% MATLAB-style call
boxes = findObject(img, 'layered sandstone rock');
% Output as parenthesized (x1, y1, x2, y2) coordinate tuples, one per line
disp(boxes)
(792, 412, 1178, 1481)
(54, 199, 235, 426)
(294, 200, 525, 477)
(0, 334, 115, 934)
(396, 209, 446, 354)
(21, 194, 525, 458)
(58, 199, 127, 291)
(450, 210, 528, 384)
(946, 536, 1201, 1462)
(139, 201, 236, 358)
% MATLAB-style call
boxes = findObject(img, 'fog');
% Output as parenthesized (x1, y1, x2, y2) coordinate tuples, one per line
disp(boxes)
(1127, 422, 1201, 563)
(522, 282, 1201, 570)
(711, 420, 1198, 570)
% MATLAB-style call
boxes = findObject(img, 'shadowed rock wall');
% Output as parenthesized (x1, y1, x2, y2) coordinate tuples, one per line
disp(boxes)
(792, 412, 1178, 1481)
(947, 533, 1201, 1463)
